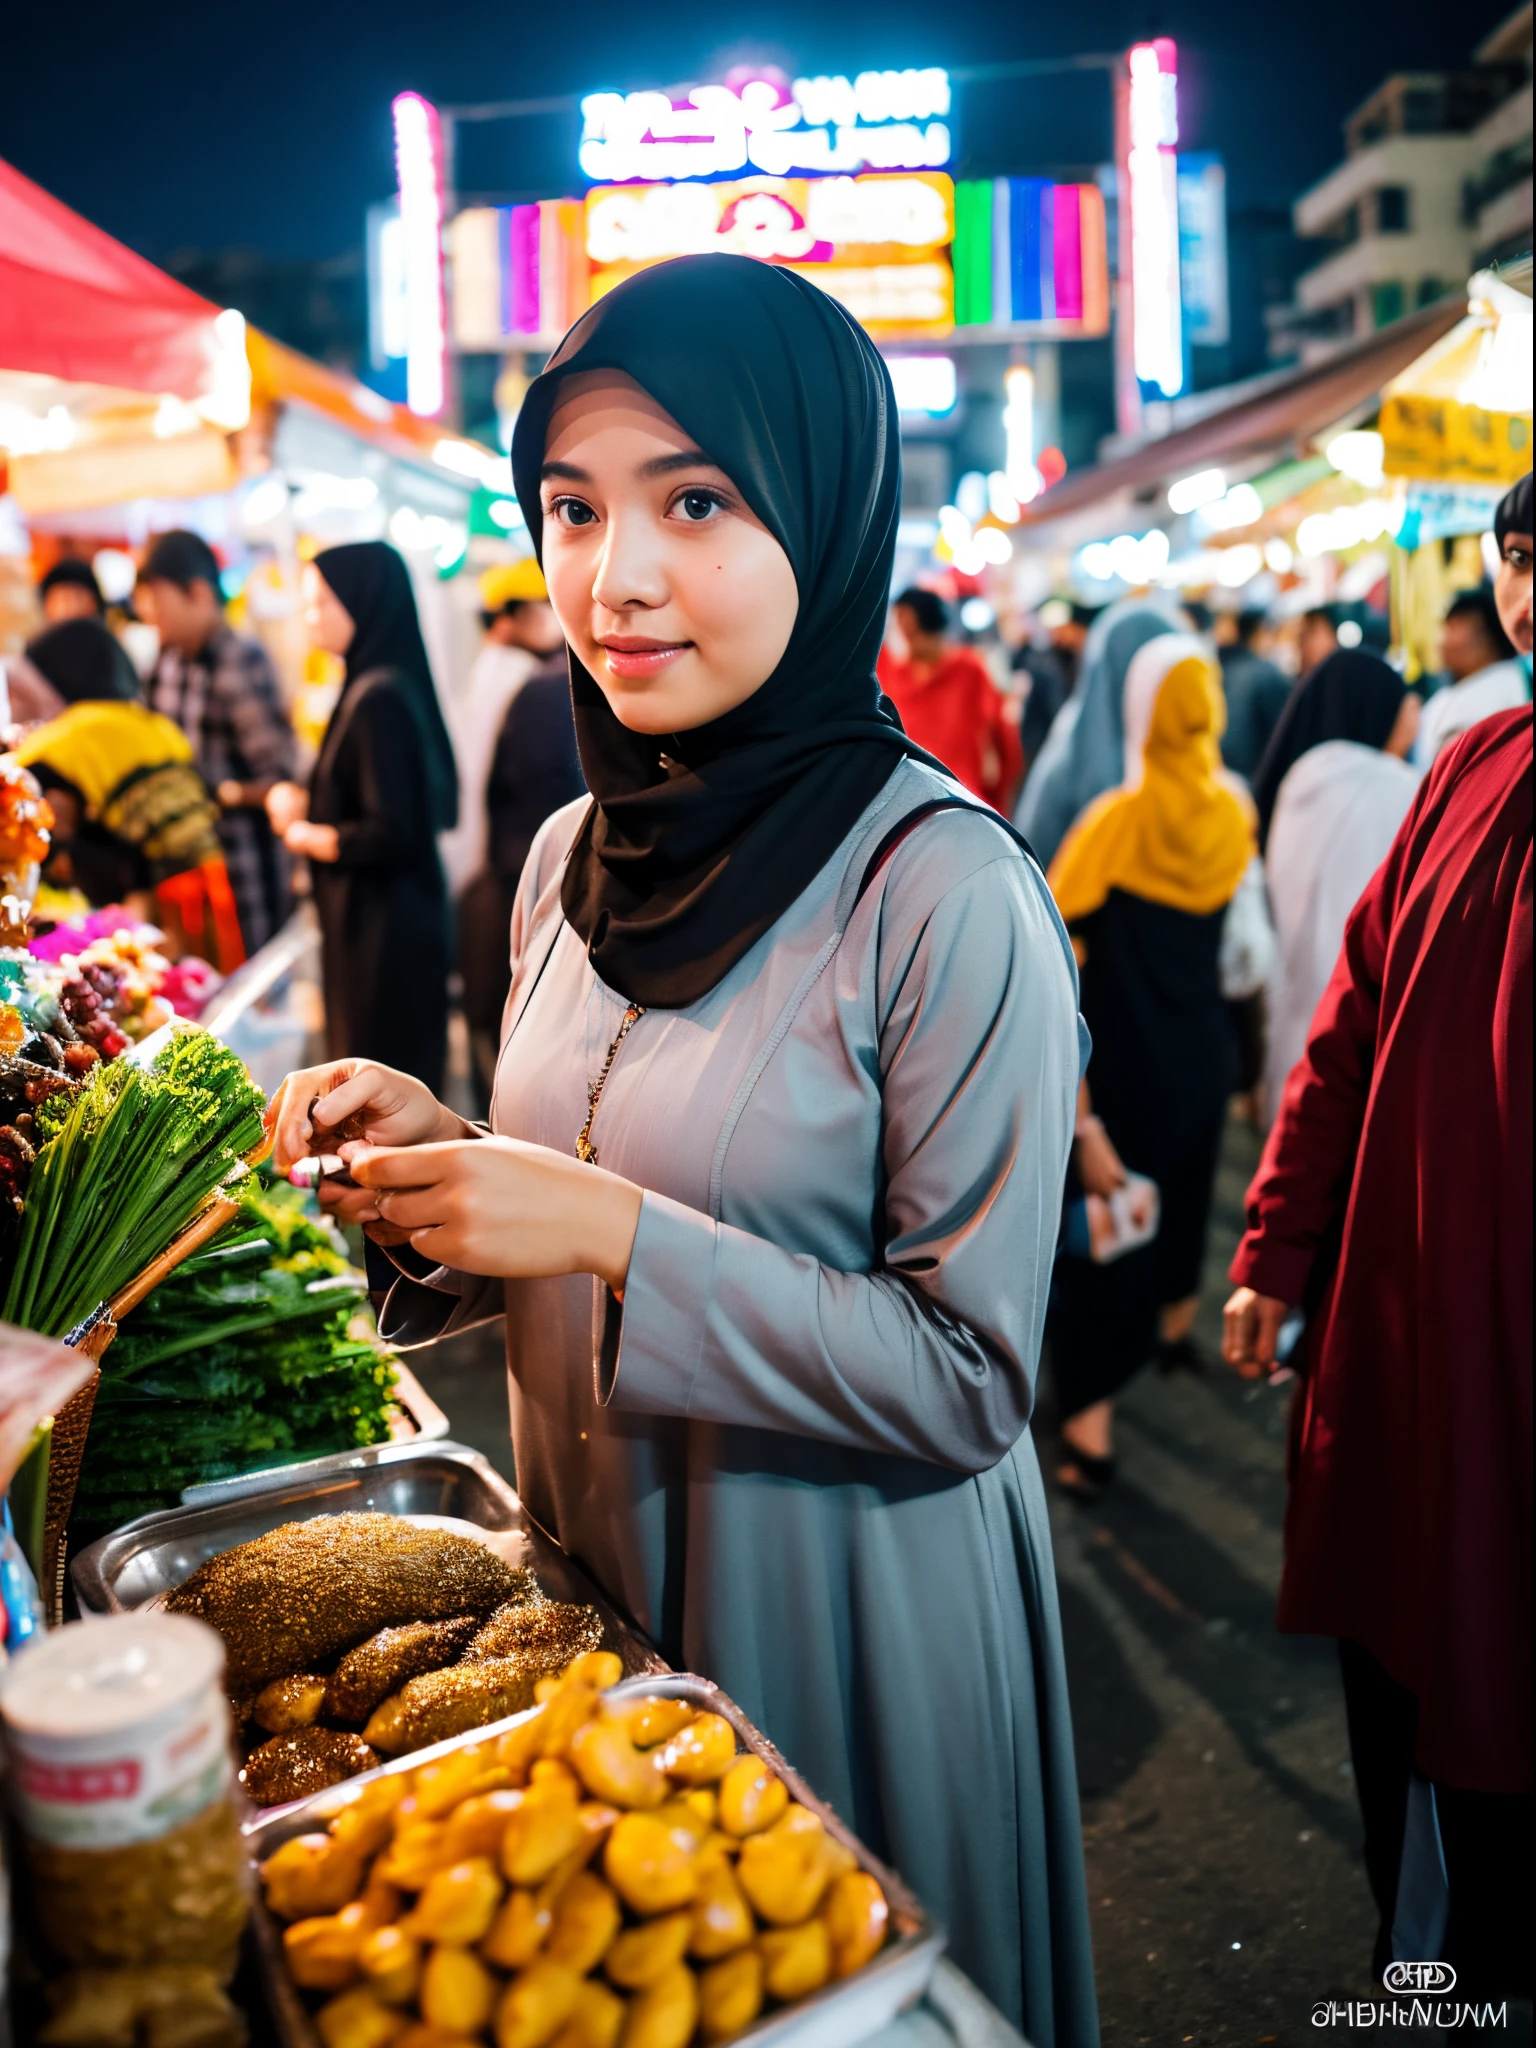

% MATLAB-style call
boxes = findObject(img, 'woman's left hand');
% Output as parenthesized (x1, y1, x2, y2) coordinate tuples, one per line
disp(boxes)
(285, 820, 341, 863)
(350, 1137, 643, 1295)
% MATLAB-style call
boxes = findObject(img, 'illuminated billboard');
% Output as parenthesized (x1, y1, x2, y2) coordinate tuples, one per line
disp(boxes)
(951, 179, 1110, 336)
(578, 69, 951, 183)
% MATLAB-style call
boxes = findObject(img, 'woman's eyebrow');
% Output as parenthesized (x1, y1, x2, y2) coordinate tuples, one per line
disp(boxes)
(541, 460, 590, 482)
(639, 449, 717, 479)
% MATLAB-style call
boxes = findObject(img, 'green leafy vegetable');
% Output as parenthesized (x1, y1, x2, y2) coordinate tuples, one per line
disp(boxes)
(72, 1177, 396, 1533)
(1, 1025, 266, 1337)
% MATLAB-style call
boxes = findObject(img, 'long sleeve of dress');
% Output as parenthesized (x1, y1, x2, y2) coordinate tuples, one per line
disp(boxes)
(1229, 768, 1428, 1308)
(329, 683, 436, 871)
(600, 847, 1080, 1473)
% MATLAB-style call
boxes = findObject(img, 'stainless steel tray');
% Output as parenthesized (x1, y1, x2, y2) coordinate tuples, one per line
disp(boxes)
(245, 1672, 946, 2048)
(69, 1439, 664, 1684)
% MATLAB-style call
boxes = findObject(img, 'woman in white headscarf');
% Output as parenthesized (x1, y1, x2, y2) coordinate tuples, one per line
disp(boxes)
(1259, 650, 1420, 1120)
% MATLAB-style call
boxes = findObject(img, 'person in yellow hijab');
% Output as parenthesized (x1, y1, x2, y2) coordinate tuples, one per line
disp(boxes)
(15, 619, 244, 971)
(1046, 634, 1255, 1497)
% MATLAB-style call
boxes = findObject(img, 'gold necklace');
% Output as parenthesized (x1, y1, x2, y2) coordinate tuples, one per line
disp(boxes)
(574, 1003, 644, 1165)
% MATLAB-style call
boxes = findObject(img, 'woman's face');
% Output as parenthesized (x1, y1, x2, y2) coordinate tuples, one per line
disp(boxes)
(303, 563, 355, 658)
(539, 371, 798, 734)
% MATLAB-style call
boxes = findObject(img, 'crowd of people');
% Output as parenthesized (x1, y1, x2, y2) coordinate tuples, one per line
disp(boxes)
(0, 255, 1529, 2031)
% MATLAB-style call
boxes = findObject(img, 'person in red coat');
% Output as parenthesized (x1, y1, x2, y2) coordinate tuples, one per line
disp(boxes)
(1224, 682, 1532, 1997)
(878, 586, 1022, 812)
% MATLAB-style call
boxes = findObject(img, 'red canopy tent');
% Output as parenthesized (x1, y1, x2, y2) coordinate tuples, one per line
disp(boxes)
(0, 155, 225, 402)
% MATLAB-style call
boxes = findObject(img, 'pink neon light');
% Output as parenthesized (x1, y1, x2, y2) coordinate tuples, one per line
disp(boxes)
(509, 204, 541, 335)
(1053, 186, 1083, 322)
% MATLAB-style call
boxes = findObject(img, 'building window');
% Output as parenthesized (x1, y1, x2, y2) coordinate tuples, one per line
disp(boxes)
(1372, 281, 1406, 327)
(1375, 186, 1410, 232)
(1417, 277, 1446, 307)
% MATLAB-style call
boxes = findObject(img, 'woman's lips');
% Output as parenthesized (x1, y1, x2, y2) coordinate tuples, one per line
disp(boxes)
(598, 640, 690, 679)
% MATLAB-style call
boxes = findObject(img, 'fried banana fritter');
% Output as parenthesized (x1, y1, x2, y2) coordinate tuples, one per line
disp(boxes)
(462, 1595, 605, 1667)
(241, 1728, 379, 1807)
(361, 1657, 537, 1754)
(165, 1513, 524, 1689)
(322, 1615, 480, 1724)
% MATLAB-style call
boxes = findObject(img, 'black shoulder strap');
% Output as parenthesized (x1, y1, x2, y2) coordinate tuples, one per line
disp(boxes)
(853, 795, 1038, 909)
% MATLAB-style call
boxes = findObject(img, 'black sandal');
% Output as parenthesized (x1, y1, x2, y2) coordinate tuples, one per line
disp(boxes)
(1055, 1444, 1117, 1500)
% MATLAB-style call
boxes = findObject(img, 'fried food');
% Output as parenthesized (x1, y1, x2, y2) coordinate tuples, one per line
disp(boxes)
(323, 1617, 481, 1724)
(362, 1658, 542, 1756)
(243, 1730, 381, 1808)
(254, 1675, 328, 1735)
(461, 1595, 606, 1669)
(167, 1514, 523, 1689)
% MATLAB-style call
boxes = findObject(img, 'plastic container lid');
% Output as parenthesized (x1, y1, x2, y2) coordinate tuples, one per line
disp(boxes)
(0, 1612, 224, 1746)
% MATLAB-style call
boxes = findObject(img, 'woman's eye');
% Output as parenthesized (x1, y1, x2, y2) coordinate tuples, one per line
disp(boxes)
(674, 489, 724, 523)
(551, 497, 598, 528)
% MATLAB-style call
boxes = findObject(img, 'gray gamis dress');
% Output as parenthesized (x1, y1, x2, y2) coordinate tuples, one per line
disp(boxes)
(378, 757, 1100, 2047)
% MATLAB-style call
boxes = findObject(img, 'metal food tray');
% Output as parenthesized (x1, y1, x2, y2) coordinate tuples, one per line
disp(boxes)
(245, 1672, 946, 2048)
(68, 1440, 664, 1688)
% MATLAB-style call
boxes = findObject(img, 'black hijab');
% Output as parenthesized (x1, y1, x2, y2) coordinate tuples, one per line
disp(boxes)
(26, 618, 140, 704)
(511, 253, 938, 1008)
(313, 541, 458, 831)
(1251, 648, 1406, 847)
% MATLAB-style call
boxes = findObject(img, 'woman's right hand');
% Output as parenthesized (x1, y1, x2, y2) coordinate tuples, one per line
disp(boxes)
(266, 1061, 468, 1226)
(1074, 1113, 1127, 1199)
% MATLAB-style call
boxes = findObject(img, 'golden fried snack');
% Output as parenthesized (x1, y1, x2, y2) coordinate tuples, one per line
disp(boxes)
(462, 1596, 606, 1670)
(551, 1979, 625, 2048)
(698, 1950, 764, 2044)
(602, 1910, 691, 1990)
(261, 1834, 366, 1920)
(656, 1714, 735, 1786)
(167, 1514, 524, 1689)
(331, 1780, 410, 1861)
(620, 1962, 697, 2048)
(314, 1988, 407, 2048)
(244, 1730, 380, 1808)
(419, 1948, 498, 2036)
(736, 1805, 835, 1926)
(688, 1863, 755, 1960)
(324, 1618, 482, 1724)
(601, 1696, 693, 1750)
(823, 1869, 889, 1977)
(567, 1719, 667, 1810)
(542, 1871, 621, 1977)
(357, 1927, 422, 2005)
(603, 1814, 700, 1917)
(284, 1917, 364, 1992)
(363, 1659, 542, 1756)
(253, 1675, 328, 1735)
(480, 1889, 551, 1971)
(716, 1757, 787, 1839)
(492, 1961, 582, 2048)
(758, 1919, 832, 2002)
(401, 1858, 504, 1944)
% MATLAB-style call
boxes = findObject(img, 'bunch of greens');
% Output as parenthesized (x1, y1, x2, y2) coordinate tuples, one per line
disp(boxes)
(72, 1177, 396, 1534)
(1, 1025, 266, 1337)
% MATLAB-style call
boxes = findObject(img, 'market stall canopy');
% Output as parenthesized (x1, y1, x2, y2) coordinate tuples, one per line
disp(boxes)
(0, 154, 244, 414)
(1379, 266, 1533, 486)
(1020, 293, 1472, 527)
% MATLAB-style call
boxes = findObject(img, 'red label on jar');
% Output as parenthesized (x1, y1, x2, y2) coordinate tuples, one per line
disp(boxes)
(19, 1757, 142, 1803)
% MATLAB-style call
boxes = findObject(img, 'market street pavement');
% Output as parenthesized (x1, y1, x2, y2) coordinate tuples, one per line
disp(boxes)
(411, 1112, 1379, 2046)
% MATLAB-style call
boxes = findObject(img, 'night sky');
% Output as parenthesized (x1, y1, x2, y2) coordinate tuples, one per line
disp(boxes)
(1, 0, 1514, 264)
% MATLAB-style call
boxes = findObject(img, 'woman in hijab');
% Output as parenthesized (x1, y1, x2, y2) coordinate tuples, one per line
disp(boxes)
(267, 543, 456, 1092)
(1047, 635, 1254, 1494)
(1259, 650, 1419, 1119)
(1015, 592, 1187, 865)
(17, 618, 243, 967)
(269, 254, 1096, 2044)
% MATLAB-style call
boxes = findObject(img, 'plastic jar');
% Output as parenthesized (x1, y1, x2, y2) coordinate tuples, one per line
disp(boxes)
(0, 1611, 249, 1971)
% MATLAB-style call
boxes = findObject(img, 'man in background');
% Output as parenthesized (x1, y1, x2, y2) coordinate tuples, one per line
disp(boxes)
(136, 529, 296, 955)
(1219, 608, 1294, 780)
(38, 558, 105, 625)
(879, 586, 1022, 813)
(1414, 584, 1528, 766)
(1297, 605, 1339, 675)
(440, 558, 565, 900)
(1013, 598, 1096, 770)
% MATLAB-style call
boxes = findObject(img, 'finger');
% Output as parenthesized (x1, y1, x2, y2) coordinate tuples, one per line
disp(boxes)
(1255, 1303, 1287, 1367)
(407, 1224, 462, 1266)
(268, 1069, 329, 1170)
(364, 1218, 417, 1249)
(317, 1183, 382, 1226)
(310, 1067, 383, 1134)
(350, 1141, 464, 1190)
(373, 1184, 452, 1230)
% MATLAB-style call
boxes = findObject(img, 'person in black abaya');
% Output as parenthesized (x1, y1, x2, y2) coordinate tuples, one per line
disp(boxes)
(267, 543, 455, 1091)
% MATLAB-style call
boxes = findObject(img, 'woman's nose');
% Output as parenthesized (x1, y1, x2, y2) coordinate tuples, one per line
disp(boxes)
(590, 508, 670, 612)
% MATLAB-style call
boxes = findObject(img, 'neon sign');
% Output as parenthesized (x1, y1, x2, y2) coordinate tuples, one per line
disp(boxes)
(392, 92, 448, 418)
(584, 174, 953, 266)
(578, 69, 951, 184)
(1123, 40, 1183, 398)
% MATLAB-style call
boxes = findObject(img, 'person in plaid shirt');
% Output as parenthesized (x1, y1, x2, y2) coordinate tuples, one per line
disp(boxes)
(137, 530, 296, 953)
